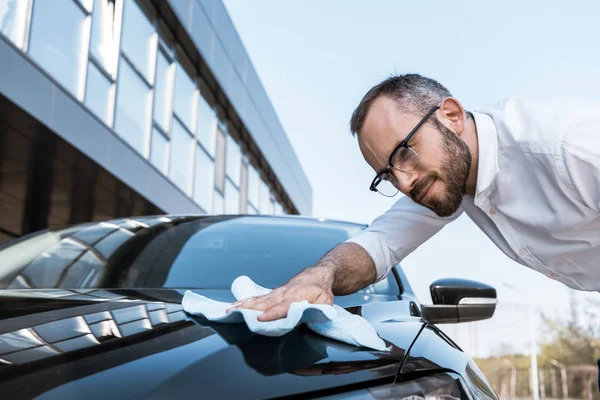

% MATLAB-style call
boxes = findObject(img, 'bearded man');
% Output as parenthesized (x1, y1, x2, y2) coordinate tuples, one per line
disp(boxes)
(229, 74, 600, 329)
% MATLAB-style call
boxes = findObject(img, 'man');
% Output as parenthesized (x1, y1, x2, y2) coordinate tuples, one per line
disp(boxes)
(228, 73, 600, 323)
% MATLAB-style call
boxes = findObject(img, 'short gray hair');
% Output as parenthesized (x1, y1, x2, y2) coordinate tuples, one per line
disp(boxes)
(350, 74, 454, 137)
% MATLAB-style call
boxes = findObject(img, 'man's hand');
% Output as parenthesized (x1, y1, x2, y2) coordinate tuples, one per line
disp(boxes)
(227, 280, 334, 322)
(226, 243, 376, 322)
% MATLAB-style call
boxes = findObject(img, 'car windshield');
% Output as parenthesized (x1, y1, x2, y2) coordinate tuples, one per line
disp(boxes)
(0, 216, 397, 293)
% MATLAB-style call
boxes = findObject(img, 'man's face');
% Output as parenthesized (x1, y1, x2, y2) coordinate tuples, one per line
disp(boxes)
(358, 96, 471, 217)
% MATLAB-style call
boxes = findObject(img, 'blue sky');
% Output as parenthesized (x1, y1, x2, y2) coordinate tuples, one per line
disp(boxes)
(223, 0, 600, 356)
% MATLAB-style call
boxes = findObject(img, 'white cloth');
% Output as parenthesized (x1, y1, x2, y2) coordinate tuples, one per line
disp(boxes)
(348, 97, 600, 291)
(182, 276, 387, 351)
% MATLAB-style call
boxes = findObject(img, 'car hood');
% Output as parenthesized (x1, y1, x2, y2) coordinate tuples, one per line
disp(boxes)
(0, 288, 427, 399)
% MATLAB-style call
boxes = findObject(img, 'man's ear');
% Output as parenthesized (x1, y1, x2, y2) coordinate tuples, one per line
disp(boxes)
(439, 97, 467, 135)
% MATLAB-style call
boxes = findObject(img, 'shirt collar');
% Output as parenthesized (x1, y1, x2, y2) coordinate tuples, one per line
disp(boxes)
(471, 111, 500, 198)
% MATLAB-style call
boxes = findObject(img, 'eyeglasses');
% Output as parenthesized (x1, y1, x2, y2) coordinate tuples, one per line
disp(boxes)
(369, 105, 440, 197)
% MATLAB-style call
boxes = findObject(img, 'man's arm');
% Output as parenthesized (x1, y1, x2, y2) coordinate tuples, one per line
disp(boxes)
(230, 196, 461, 321)
(227, 242, 375, 321)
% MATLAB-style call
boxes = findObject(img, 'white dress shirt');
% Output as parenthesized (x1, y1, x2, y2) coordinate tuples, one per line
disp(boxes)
(347, 97, 600, 291)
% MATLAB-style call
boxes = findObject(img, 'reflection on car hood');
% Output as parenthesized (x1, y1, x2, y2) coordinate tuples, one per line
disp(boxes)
(0, 288, 427, 399)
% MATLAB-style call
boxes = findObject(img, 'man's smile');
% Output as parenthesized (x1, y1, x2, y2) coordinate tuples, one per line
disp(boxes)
(416, 178, 435, 204)
(411, 176, 435, 204)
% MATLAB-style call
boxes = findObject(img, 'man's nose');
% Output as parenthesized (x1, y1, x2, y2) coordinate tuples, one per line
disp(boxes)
(391, 168, 418, 196)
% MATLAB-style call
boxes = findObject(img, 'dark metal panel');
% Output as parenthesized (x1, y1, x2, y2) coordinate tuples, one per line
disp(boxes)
(21, 135, 55, 233)
(69, 155, 98, 224)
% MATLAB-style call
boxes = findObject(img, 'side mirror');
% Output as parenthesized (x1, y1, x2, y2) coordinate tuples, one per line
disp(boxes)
(420, 278, 497, 324)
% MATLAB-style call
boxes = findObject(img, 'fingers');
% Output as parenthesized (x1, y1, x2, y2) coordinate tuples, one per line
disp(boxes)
(225, 297, 251, 314)
(257, 303, 291, 322)
(226, 294, 276, 313)
(226, 298, 291, 322)
(224, 284, 333, 322)
(226, 291, 292, 321)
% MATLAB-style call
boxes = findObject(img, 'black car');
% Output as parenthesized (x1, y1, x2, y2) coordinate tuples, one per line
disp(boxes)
(0, 215, 500, 399)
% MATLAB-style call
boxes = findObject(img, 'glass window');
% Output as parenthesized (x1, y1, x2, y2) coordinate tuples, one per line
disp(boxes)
(114, 59, 152, 156)
(196, 95, 215, 155)
(161, 218, 359, 290)
(0, 0, 29, 48)
(153, 50, 174, 132)
(150, 128, 169, 175)
(9, 239, 87, 288)
(225, 179, 240, 214)
(95, 228, 135, 259)
(85, 61, 115, 126)
(120, 0, 156, 84)
(169, 119, 194, 194)
(247, 165, 259, 207)
(0, 218, 388, 293)
(239, 162, 248, 214)
(29, 0, 91, 99)
(89, 0, 121, 76)
(270, 198, 276, 215)
(275, 203, 284, 215)
(193, 146, 214, 212)
(247, 204, 258, 215)
(213, 191, 224, 215)
(259, 180, 270, 214)
(225, 135, 241, 186)
(77, 0, 93, 13)
(214, 128, 226, 192)
(173, 64, 197, 131)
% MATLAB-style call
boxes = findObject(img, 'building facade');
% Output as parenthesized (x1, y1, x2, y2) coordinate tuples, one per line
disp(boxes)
(0, 0, 312, 245)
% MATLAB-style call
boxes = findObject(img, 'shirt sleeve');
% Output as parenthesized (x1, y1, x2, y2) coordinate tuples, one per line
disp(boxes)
(346, 196, 463, 282)
(559, 110, 600, 211)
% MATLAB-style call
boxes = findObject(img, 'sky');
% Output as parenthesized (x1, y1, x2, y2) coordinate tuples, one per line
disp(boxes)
(223, 0, 600, 357)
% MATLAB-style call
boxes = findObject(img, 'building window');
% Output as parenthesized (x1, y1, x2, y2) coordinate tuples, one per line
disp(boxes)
(169, 119, 194, 194)
(213, 191, 224, 215)
(114, 58, 152, 156)
(76, 0, 93, 13)
(239, 162, 248, 214)
(196, 94, 215, 156)
(259, 180, 270, 214)
(173, 62, 197, 132)
(85, 61, 115, 126)
(226, 134, 241, 186)
(275, 203, 284, 215)
(150, 127, 169, 175)
(120, 0, 156, 84)
(214, 128, 226, 193)
(89, 0, 122, 77)
(247, 204, 258, 215)
(0, 0, 29, 48)
(153, 49, 174, 133)
(247, 164, 259, 208)
(193, 145, 214, 212)
(225, 179, 239, 214)
(28, 0, 91, 99)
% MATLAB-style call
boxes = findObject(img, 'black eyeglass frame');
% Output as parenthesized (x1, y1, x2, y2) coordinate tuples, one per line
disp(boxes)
(369, 105, 440, 194)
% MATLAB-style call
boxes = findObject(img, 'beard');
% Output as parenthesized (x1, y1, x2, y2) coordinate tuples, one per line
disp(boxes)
(409, 118, 472, 217)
